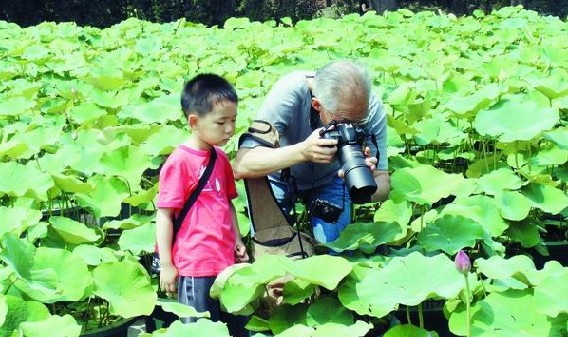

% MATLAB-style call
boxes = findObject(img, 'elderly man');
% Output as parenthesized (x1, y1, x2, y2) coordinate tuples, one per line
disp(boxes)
(234, 60, 390, 244)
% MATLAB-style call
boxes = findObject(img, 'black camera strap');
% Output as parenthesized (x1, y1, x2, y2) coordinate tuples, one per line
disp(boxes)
(172, 147, 217, 239)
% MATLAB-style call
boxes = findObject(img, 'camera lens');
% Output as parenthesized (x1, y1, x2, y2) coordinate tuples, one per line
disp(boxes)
(337, 145, 377, 204)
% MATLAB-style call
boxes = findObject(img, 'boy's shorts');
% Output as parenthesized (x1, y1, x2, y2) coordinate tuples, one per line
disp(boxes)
(178, 275, 250, 337)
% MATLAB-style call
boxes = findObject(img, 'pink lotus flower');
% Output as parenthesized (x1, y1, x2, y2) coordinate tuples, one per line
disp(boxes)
(455, 250, 471, 274)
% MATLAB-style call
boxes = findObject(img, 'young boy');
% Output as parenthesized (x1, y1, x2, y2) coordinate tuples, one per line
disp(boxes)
(155, 73, 249, 337)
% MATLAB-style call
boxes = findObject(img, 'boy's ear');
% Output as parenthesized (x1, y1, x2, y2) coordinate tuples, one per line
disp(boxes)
(188, 114, 199, 128)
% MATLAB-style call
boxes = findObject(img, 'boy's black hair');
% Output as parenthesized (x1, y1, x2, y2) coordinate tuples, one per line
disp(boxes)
(180, 73, 238, 119)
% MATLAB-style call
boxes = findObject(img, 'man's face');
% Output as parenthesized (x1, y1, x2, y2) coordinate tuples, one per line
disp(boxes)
(314, 95, 369, 126)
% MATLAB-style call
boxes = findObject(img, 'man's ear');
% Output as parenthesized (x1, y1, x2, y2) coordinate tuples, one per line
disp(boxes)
(188, 114, 199, 128)
(311, 97, 322, 112)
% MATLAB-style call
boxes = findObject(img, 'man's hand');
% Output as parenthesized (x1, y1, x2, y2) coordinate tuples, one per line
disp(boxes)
(338, 146, 376, 179)
(300, 128, 338, 164)
(235, 242, 249, 262)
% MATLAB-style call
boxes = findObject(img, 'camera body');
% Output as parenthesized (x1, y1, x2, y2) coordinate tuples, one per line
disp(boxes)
(319, 121, 377, 204)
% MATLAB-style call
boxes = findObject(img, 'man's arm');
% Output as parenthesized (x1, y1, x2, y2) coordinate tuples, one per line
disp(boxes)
(233, 128, 338, 180)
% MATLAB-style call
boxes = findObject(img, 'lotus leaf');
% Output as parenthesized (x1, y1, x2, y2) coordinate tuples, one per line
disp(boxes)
(92, 261, 156, 318)
(48, 216, 101, 244)
(474, 99, 559, 143)
(0, 296, 50, 337)
(417, 215, 485, 254)
(323, 221, 401, 253)
(306, 297, 353, 327)
(521, 183, 568, 214)
(449, 289, 567, 337)
(390, 164, 464, 205)
(19, 314, 82, 337)
(0, 162, 54, 201)
(338, 252, 463, 318)
(384, 324, 440, 337)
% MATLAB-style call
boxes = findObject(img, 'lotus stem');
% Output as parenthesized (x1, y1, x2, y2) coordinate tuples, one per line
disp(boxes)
(464, 274, 471, 337)
(418, 302, 424, 329)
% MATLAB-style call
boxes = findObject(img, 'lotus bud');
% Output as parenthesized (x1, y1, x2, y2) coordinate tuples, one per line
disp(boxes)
(455, 250, 471, 275)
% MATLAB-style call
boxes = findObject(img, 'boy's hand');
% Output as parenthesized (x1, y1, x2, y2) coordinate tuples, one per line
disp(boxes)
(160, 262, 178, 297)
(235, 242, 249, 262)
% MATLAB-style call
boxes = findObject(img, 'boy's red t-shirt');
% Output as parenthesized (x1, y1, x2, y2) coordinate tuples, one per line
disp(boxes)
(157, 145, 238, 277)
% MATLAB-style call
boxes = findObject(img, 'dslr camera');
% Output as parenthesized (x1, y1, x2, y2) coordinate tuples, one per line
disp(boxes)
(319, 121, 377, 204)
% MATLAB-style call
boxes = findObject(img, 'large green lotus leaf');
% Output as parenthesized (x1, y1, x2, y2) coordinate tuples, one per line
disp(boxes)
(72, 245, 119, 266)
(48, 216, 101, 244)
(10, 125, 63, 153)
(0, 96, 35, 116)
(306, 297, 353, 327)
(88, 88, 132, 109)
(465, 155, 509, 178)
(384, 324, 440, 337)
(156, 319, 230, 337)
(531, 143, 568, 166)
(51, 172, 94, 194)
(19, 314, 82, 337)
(98, 145, 155, 189)
(417, 215, 485, 255)
(474, 99, 559, 143)
(0, 162, 54, 201)
(0, 139, 29, 160)
(118, 222, 156, 255)
(270, 303, 309, 335)
(1, 232, 37, 280)
(445, 84, 501, 119)
(92, 261, 156, 318)
(158, 298, 209, 319)
(65, 129, 108, 175)
(68, 103, 107, 124)
(103, 213, 155, 230)
(373, 199, 411, 240)
(282, 279, 317, 305)
(140, 125, 189, 156)
(289, 255, 352, 290)
(338, 252, 463, 318)
(24, 247, 91, 302)
(477, 167, 522, 196)
(82, 66, 127, 91)
(391, 165, 464, 205)
(521, 183, 568, 214)
(543, 127, 568, 150)
(273, 324, 313, 337)
(75, 175, 131, 219)
(0, 295, 6, 327)
(324, 222, 401, 254)
(531, 74, 568, 99)
(475, 255, 536, 286)
(413, 116, 465, 146)
(449, 289, 567, 337)
(533, 270, 568, 317)
(211, 256, 290, 314)
(495, 190, 531, 221)
(101, 124, 162, 145)
(387, 115, 419, 136)
(0, 296, 50, 337)
(505, 219, 541, 248)
(0, 206, 42, 237)
(118, 94, 182, 124)
(313, 321, 373, 337)
(123, 183, 159, 206)
(440, 195, 508, 237)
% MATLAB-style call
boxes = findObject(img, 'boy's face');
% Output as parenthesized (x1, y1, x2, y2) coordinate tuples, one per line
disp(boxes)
(191, 101, 237, 147)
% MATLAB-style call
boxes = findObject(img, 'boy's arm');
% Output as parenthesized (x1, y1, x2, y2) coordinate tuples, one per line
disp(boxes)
(230, 202, 249, 262)
(156, 207, 178, 294)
